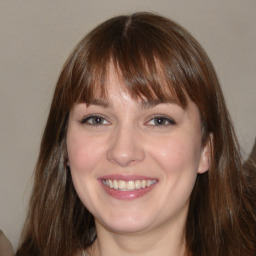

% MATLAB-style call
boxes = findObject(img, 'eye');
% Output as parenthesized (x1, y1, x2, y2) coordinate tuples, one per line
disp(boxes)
(146, 116, 176, 126)
(80, 115, 110, 126)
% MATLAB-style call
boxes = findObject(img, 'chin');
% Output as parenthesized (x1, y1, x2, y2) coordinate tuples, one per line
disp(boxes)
(96, 212, 152, 234)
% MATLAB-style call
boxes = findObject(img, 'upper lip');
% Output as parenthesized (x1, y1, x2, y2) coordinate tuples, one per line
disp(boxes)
(98, 174, 158, 181)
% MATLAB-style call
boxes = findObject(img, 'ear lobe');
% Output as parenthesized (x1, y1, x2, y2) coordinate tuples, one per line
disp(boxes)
(198, 135, 212, 174)
(66, 158, 70, 168)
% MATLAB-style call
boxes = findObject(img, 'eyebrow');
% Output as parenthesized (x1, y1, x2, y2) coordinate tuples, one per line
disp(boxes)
(88, 98, 177, 109)
(139, 99, 177, 109)
(89, 99, 110, 108)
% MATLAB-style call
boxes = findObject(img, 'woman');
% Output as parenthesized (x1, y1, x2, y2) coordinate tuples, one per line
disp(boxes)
(16, 12, 256, 256)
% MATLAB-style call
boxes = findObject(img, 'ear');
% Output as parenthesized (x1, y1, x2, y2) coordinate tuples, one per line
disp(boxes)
(66, 157, 70, 168)
(198, 134, 212, 174)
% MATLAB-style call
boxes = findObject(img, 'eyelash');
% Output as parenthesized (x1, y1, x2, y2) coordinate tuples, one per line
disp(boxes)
(80, 115, 110, 126)
(80, 115, 176, 127)
(146, 115, 176, 127)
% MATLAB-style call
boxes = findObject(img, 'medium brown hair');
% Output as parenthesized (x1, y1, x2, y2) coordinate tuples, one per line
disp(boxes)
(16, 12, 256, 256)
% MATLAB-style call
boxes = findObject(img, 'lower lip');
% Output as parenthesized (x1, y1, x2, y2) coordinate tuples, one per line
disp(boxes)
(100, 181, 157, 200)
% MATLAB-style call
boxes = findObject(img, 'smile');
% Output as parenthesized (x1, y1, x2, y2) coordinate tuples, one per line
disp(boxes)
(102, 179, 157, 191)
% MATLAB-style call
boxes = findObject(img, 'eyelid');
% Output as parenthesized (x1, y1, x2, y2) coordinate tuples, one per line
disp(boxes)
(78, 113, 176, 127)
(79, 114, 110, 125)
(145, 115, 176, 126)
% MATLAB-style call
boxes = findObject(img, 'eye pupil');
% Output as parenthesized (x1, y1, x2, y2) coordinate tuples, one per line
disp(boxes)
(93, 117, 102, 124)
(155, 118, 165, 125)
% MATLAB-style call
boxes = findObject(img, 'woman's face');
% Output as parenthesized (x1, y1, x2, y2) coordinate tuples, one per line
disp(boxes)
(67, 66, 210, 235)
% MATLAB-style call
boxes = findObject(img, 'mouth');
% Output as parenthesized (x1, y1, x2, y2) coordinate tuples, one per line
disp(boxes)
(102, 179, 157, 191)
(99, 175, 158, 200)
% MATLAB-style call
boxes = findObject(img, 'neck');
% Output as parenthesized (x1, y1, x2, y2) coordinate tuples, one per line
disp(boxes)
(87, 219, 187, 256)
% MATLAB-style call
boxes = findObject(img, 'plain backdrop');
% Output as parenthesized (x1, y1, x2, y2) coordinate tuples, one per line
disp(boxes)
(0, 0, 255, 250)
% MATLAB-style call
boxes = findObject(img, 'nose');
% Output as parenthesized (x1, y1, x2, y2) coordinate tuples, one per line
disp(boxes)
(106, 125, 145, 167)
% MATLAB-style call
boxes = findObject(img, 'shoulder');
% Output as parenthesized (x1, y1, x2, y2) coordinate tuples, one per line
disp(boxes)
(0, 230, 14, 256)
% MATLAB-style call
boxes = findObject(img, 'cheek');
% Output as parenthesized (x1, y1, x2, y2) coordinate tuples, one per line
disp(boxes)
(149, 133, 202, 175)
(66, 132, 106, 211)
(67, 133, 105, 175)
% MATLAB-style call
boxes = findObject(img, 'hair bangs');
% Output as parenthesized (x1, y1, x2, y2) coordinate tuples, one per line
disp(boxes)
(110, 47, 188, 107)
(66, 13, 190, 107)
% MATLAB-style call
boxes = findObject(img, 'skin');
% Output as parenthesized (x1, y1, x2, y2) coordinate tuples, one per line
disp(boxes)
(67, 66, 210, 256)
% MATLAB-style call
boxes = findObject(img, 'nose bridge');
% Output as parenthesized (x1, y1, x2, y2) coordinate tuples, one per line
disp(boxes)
(106, 123, 145, 166)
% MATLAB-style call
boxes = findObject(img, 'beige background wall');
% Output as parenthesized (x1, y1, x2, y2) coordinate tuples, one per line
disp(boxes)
(0, 0, 255, 250)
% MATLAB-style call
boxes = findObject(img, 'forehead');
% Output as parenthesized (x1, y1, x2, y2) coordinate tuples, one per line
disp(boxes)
(87, 97, 178, 111)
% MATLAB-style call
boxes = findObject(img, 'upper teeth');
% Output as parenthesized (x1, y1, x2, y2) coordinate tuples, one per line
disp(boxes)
(103, 179, 157, 191)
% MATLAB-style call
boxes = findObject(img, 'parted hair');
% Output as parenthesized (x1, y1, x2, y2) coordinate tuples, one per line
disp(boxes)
(16, 12, 256, 256)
